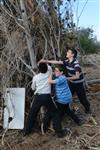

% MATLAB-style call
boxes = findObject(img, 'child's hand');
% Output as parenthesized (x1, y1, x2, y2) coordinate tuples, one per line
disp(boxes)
(48, 76, 55, 84)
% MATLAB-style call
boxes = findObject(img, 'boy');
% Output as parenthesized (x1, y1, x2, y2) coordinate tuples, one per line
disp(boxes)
(40, 48, 91, 113)
(48, 65, 81, 125)
(24, 63, 66, 138)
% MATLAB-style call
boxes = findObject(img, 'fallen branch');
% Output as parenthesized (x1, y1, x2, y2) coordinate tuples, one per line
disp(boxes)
(87, 79, 100, 84)
(88, 146, 100, 150)
(82, 124, 99, 128)
(89, 132, 100, 143)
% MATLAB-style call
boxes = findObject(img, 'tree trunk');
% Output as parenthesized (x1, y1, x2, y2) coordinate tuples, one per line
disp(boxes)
(20, 0, 37, 68)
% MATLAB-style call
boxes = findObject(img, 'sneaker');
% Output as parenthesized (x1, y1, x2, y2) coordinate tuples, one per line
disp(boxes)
(18, 129, 26, 136)
(42, 123, 49, 133)
(77, 121, 83, 126)
(56, 129, 67, 138)
(19, 129, 32, 136)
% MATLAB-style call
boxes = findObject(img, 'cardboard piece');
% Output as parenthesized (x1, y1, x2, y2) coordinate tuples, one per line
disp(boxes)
(3, 88, 25, 129)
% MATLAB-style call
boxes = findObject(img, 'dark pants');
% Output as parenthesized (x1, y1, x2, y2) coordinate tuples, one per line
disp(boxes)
(68, 82, 90, 111)
(56, 102, 80, 124)
(24, 94, 62, 134)
(43, 101, 81, 131)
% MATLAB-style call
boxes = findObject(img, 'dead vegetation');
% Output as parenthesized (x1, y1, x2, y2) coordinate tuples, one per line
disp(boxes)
(0, 82, 100, 150)
(0, 68, 100, 150)
(0, 1, 100, 149)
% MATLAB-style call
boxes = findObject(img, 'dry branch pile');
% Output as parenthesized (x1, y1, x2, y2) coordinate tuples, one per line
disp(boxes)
(0, 83, 100, 150)
(0, 1, 100, 149)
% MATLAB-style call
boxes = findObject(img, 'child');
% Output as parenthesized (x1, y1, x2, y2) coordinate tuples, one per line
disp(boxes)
(41, 48, 91, 113)
(48, 65, 82, 125)
(24, 63, 66, 138)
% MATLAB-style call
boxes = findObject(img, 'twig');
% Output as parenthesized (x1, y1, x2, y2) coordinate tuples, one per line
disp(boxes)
(5, 140, 13, 150)
(88, 147, 100, 150)
(1, 6, 26, 32)
(82, 124, 100, 128)
(65, 130, 72, 142)
(89, 133, 100, 143)
(18, 57, 36, 75)
(90, 116, 98, 125)
(1, 127, 9, 146)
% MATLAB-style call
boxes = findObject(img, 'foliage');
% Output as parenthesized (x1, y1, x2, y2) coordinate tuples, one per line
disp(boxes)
(78, 28, 100, 54)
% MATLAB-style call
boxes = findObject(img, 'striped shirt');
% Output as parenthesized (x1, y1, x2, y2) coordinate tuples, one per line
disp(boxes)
(63, 58, 84, 83)
(55, 75, 72, 104)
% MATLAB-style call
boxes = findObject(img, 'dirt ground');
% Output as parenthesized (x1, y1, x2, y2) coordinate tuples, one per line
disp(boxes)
(0, 54, 100, 150)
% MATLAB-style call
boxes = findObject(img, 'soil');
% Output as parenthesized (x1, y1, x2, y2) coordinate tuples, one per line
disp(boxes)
(0, 54, 100, 150)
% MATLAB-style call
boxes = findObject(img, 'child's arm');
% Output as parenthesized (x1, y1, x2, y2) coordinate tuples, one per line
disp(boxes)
(68, 71, 80, 81)
(39, 59, 63, 65)
(48, 75, 56, 84)
(47, 65, 52, 76)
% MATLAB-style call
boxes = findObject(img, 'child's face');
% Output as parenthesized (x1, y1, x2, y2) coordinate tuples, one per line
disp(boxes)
(66, 50, 74, 58)
(54, 68, 63, 77)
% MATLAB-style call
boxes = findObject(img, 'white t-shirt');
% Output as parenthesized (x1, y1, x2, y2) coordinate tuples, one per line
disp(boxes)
(31, 65, 52, 94)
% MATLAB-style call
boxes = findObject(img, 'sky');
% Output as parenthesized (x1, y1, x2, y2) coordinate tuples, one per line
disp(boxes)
(73, 0, 100, 41)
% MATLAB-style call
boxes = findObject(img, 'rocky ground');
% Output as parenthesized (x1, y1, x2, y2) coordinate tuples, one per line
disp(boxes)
(0, 54, 100, 150)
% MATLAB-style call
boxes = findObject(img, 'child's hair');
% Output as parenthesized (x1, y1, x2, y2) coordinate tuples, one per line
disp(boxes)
(67, 47, 77, 58)
(71, 48, 77, 58)
(55, 65, 65, 73)
(38, 62, 47, 73)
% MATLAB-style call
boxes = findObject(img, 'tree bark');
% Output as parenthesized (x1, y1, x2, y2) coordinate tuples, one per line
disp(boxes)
(20, 0, 37, 68)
